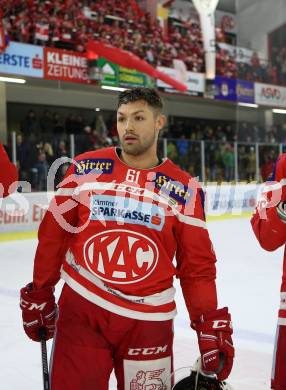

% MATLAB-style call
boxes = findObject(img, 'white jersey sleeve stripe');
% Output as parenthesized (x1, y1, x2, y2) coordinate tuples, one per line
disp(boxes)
(176, 213, 207, 229)
(56, 188, 76, 196)
(278, 318, 286, 326)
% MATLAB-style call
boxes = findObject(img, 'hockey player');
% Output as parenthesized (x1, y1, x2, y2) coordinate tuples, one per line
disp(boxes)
(20, 88, 234, 389)
(0, 142, 18, 197)
(251, 154, 286, 390)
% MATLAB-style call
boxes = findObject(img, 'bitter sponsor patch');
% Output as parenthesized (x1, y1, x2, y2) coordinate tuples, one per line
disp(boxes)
(75, 159, 114, 175)
(154, 173, 193, 205)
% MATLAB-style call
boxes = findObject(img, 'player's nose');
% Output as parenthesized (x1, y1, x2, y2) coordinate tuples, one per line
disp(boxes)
(124, 118, 135, 132)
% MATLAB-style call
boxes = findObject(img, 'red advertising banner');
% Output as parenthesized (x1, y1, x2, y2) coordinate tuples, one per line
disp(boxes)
(44, 47, 89, 84)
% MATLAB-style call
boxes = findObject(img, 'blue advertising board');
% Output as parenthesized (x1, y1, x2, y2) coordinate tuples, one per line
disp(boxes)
(214, 76, 255, 103)
(214, 76, 237, 101)
(236, 79, 254, 103)
(0, 42, 43, 78)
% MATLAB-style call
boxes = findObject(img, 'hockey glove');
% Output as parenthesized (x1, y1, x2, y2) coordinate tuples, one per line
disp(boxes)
(20, 283, 57, 342)
(192, 307, 234, 381)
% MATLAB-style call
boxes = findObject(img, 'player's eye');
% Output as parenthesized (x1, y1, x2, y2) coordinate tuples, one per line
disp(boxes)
(117, 117, 125, 122)
(135, 116, 145, 121)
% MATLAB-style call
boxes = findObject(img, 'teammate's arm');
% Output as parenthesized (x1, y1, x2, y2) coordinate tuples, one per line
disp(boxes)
(251, 155, 286, 251)
(251, 207, 286, 251)
(0, 143, 18, 197)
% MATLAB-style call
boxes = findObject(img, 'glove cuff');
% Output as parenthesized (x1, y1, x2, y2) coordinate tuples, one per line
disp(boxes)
(191, 307, 232, 335)
(191, 307, 230, 327)
(200, 307, 229, 322)
(21, 283, 55, 301)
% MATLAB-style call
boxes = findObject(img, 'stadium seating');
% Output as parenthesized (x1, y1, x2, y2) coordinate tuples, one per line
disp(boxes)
(1, 0, 280, 84)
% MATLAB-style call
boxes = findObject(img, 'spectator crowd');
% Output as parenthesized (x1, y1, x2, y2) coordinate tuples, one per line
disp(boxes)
(1, 0, 284, 85)
(1, 0, 284, 187)
(166, 117, 281, 182)
(13, 108, 115, 191)
(6, 106, 285, 189)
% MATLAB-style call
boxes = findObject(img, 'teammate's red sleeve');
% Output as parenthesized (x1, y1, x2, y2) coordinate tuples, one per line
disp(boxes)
(251, 154, 286, 251)
(0, 143, 18, 197)
(175, 185, 217, 321)
(33, 165, 80, 289)
(251, 208, 286, 251)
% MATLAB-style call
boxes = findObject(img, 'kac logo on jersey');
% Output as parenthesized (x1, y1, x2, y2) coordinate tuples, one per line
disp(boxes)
(153, 173, 193, 205)
(75, 159, 114, 175)
(83, 229, 159, 284)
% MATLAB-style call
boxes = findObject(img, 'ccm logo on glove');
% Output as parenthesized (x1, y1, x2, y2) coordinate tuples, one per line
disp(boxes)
(212, 320, 232, 329)
(20, 298, 48, 311)
(20, 283, 57, 342)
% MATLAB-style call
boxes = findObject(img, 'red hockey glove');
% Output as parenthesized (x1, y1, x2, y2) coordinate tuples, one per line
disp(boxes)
(20, 283, 57, 342)
(192, 307, 234, 381)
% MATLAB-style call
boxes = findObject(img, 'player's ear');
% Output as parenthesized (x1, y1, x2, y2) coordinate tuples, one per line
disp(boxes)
(156, 114, 166, 132)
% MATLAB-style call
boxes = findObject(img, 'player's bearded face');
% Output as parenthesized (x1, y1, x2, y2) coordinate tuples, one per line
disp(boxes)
(117, 101, 161, 156)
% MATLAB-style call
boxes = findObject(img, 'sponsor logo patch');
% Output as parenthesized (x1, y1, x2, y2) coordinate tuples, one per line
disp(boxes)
(83, 229, 159, 284)
(153, 173, 192, 205)
(90, 195, 165, 231)
(75, 159, 114, 175)
(124, 357, 171, 390)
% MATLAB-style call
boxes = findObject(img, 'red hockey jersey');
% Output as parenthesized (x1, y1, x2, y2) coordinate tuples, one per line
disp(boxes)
(33, 147, 217, 321)
(0, 143, 18, 197)
(251, 153, 286, 323)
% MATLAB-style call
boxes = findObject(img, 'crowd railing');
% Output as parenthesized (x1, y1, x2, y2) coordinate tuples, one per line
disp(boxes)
(7, 132, 283, 191)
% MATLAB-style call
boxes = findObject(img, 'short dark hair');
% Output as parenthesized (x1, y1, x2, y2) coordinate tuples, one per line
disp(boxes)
(118, 88, 163, 113)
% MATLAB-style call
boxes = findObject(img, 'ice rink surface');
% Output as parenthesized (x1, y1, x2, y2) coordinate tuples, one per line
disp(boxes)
(0, 217, 283, 389)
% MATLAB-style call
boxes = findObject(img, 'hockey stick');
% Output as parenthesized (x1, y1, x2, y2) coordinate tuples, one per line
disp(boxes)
(39, 328, 50, 390)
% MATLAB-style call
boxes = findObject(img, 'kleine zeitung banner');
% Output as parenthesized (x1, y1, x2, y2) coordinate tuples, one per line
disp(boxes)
(44, 47, 89, 84)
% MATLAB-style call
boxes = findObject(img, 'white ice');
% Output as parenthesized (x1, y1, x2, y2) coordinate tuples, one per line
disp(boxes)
(0, 217, 283, 389)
